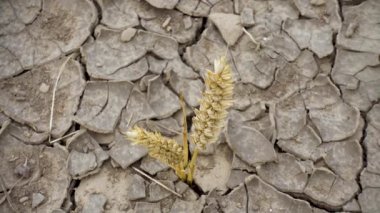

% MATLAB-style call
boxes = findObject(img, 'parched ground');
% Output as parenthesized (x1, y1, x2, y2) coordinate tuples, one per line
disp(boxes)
(0, 0, 380, 212)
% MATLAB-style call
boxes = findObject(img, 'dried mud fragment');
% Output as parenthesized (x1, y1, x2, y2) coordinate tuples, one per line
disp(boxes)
(0, 0, 97, 79)
(304, 168, 359, 208)
(0, 124, 70, 212)
(66, 130, 109, 179)
(256, 153, 309, 193)
(0, 56, 85, 137)
(309, 101, 360, 142)
(226, 119, 276, 166)
(74, 81, 133, 133)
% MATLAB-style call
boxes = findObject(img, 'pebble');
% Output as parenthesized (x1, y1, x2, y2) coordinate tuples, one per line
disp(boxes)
(39, 83, 50, 93)
(32, 192, 45, 208)
(240, 8, 255, 27)
(120, 28, 137, 42)
(162, 16, 172, 28)
(19, 196, 29, 203)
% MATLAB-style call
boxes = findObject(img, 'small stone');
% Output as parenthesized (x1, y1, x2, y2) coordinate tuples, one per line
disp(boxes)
(32, 192, 45, 208)
(162, 16, 172, 28)
(240, 8, 255, 27)
(310, 0, 325, 6)
(19, 196, 29, 203)
(39, 83, 49, 93)
(166, 25, 172, 32)
(120, 28, 137, 42)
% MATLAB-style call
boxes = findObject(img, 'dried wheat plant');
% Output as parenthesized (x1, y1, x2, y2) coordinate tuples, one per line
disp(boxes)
(125, 56, 234, 184)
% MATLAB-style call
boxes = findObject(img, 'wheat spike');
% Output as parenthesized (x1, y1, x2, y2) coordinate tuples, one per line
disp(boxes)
(190, 56, 234, 149)
(126, 126, 183, 170)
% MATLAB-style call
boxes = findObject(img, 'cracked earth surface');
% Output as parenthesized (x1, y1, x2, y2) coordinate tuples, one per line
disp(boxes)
(0, 0, 380, 212)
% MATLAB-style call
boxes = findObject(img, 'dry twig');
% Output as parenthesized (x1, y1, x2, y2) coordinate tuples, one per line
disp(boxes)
(48, 55, 74, 142)
(242, 27, 261, 50)
(131, 166, 182, 198)
(49, 130, 81, 144)
(0, 176, 18, 213)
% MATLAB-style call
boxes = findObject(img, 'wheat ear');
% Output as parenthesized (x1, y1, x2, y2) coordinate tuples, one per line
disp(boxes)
(125, 126, 185, 179)
(190, 56, 234, 149)
(186, 56, 234, 184)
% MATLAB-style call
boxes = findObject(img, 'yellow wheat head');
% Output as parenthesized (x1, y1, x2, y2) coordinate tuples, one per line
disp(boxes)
(190, 56, 234, 149)
(125, 126, 183, 170)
